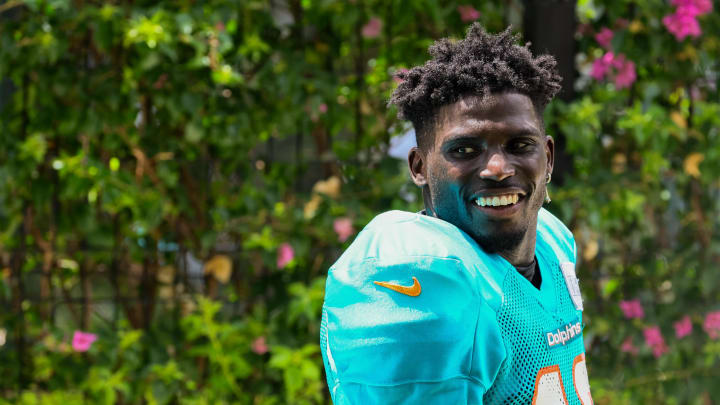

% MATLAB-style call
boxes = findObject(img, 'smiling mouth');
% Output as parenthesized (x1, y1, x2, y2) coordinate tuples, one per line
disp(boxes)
(473, 193, 524, 207)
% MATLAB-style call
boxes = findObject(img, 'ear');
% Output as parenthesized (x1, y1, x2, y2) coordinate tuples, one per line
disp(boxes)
(545, 134, 555, 176)
(408, 146, 428, 187)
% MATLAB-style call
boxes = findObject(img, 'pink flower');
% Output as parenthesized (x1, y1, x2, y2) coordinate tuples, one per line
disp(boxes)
(663, 10, 702, 40)
(276, 243, 295, 268)
(651, 343, 668, 358)
(693, 0, 712, 14)
(672, 0, 713, 15)
(457, 5, 481, 22)
(361, 17, 382, 39)
(333, 217, 355, 242)
(674, 315, 693, 339)
(643, 326, 668, 358)
(252, 336, 268, 354)
(620, 336, 638, 355)
(613, 58, 636, 89)
(619, 299, 644, 319)
(72, 331, 97, 352)
(643, 326, 663, 346)
(595, 28, 614, 49)
(703, 310, 720, 339)
(318, 103, 328, 114)
(591, 52, 614, 80)
(591, 52, 637, 88)
(610, 53, 626, 69)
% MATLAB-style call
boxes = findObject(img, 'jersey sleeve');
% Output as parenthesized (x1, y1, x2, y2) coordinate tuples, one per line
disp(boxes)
(320, 255, 506, 404)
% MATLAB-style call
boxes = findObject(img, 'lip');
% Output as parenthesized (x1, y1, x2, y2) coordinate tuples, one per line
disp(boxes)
(470, 187, 527, 199)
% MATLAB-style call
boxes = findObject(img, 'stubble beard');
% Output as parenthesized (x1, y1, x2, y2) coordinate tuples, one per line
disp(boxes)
(470, 189, 543, 256)
(473, 188, 544, 256)
(473, 227, 527, 255)
(446, 207, 529, 256)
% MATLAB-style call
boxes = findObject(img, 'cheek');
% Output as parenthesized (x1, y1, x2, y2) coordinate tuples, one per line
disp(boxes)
(426, 160, 448, 191)
(425, 156, 473, 205)
(523, 155, 548, 186)
(526, 174, 547, 209)
(428, 173, 450, 201)
(427, 169, 462, 205)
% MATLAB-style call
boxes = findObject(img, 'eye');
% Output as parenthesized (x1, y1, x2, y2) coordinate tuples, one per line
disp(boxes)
(446, 146, 480, 159)
(508, 139, 534, 152)
(454, 146, 477, 154)
(443, 140, 484, 159)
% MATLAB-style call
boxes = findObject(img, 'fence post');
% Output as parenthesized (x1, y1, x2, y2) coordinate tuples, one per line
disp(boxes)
(523, 0, 577, 184)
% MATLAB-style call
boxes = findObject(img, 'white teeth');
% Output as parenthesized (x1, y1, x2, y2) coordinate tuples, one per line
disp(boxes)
(475, 194, 521, 207)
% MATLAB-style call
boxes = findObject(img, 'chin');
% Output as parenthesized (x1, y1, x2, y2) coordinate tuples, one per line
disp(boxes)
(474, 229, 526, 254)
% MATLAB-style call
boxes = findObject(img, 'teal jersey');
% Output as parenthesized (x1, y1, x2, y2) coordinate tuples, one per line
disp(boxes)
(320, 209, 593, 404)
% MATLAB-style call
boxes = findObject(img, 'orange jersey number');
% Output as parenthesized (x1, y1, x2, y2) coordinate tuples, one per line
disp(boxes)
(532, 354, 593, 405)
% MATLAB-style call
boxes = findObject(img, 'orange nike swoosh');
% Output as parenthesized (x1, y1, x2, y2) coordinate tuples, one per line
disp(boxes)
(373, 277, 421, 297)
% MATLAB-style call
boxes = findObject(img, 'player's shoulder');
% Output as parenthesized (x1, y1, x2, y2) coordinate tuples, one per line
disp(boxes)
(322, 211, 506, 392)
(537, 208, 576, 262)
(333, 210, 477, 266)
(329, 210, 506, 310)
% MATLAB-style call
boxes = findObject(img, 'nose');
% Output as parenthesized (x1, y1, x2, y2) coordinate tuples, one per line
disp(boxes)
(479, 153, 515, 181)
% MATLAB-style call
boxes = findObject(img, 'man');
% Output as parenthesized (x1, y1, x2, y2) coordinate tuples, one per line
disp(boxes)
(320, 24, 592, 404)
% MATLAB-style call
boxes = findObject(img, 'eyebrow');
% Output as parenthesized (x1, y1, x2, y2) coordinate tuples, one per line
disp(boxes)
(441, 135, 483, 147)
(442, 128, 540, 143)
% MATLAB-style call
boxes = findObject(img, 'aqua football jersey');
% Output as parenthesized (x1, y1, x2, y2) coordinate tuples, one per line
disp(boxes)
(320, 209, 592, 404)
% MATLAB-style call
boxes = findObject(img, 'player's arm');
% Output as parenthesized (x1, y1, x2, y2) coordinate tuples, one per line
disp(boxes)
(320, 256, 505, 404)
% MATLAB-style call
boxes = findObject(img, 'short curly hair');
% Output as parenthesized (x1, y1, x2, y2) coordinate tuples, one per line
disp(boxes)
(389, 23, 562, 149)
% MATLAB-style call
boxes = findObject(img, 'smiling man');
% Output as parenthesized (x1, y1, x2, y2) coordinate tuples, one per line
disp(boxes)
(320, 24, 592, 404)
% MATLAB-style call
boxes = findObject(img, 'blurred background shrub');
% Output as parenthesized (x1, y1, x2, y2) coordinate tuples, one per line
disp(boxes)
(0, 0, 719, 403)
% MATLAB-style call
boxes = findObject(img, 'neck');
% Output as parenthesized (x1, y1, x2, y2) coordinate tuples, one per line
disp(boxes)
(498, 222, 538, 267)
(422, 188, 438, 217)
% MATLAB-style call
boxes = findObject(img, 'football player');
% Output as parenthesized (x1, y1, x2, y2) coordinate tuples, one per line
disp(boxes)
(320, 24, 592, 404)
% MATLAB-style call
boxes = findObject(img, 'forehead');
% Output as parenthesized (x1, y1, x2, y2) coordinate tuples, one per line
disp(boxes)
(435, 92, 542, 141)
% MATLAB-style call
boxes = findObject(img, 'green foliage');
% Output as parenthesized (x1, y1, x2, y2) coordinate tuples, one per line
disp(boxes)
(1, 0, 719, 403)
(548, 0, 720, 402)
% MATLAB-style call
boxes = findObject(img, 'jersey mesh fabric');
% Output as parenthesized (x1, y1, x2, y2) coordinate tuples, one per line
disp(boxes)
(483, 256, 585, 404)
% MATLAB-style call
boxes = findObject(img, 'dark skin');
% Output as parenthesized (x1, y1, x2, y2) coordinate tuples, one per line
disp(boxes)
(408, 91, 554, 267)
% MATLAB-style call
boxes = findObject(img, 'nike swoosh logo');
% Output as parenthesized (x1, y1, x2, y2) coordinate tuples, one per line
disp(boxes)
(373, 277, 421, 297)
